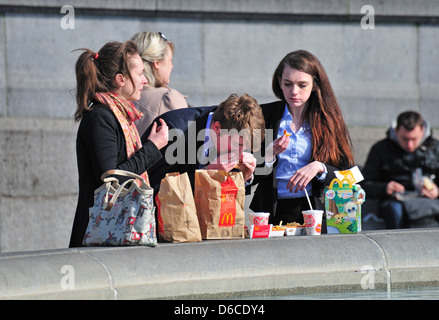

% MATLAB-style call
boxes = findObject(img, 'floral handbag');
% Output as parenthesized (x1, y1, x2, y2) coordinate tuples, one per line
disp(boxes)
(82, 170, 157, 247)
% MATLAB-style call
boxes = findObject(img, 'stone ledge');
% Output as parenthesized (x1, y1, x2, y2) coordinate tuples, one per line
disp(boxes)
(1, 229, 438, 299)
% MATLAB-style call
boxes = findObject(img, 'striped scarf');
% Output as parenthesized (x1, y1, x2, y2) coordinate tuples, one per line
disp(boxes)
(94, 92, 149, 183)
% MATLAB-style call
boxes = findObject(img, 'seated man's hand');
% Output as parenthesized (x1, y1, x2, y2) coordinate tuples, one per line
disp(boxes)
(386, 180, 405, 195)
(422, 181, 439, 199)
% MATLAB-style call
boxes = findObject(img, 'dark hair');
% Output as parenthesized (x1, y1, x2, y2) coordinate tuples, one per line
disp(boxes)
(272, 50, 354, 167)
(396, 111, 424, 131)
(74, 41, 139, 121)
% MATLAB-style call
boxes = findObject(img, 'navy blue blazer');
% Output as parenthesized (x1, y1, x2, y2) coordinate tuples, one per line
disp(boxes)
(142, 105, 218, 193)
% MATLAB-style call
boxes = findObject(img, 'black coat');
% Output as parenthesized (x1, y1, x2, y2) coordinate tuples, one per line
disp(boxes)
(250, 101, 349, 216)
(362, 127, 439, 200)
(69, 104, 162, 247)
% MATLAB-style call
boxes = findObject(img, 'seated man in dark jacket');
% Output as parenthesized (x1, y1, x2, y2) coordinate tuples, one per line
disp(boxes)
(141, 93, 265, 193)
(362, 111, 439, 228)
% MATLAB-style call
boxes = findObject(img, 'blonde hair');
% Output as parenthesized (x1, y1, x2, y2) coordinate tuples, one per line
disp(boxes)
(131, 31, 175, 88)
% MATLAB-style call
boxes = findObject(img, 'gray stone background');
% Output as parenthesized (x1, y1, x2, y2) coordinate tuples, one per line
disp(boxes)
(0, 0, 438, 252)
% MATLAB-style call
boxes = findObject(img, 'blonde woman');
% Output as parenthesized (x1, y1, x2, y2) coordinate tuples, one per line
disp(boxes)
(131, 31, 188, 136)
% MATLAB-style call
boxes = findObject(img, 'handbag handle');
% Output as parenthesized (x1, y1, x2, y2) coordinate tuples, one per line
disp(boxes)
(104, 178, 136, 211)
(101, 169, 149, 188)
(101, 170, 151, 211)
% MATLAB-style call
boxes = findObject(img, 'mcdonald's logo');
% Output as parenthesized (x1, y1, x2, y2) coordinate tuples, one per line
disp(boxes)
(219, 212, 235, 227)
(329, 178, 353, 190)
(219, 178, 238, 227)
(338, 170, 356, 184)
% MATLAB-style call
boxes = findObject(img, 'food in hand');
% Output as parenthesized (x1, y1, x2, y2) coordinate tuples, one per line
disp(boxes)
(423, 177, 435, 191)
(233, 155, 246, 169)
(283, 130, 292, 137)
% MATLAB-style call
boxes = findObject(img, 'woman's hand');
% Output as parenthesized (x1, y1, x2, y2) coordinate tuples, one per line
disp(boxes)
(286, 161, 325, 193)
(147, 118, 169, 150)
(265, 135, 289, 163)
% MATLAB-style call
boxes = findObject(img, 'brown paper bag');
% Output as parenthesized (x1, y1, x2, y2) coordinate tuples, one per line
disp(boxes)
(194, 170, 245, 239)
(156, 172, 202, 243)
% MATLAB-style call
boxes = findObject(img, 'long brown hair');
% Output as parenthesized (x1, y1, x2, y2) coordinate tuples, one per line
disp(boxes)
(272, 50, 354, 168)
(74, 41, 139, 121)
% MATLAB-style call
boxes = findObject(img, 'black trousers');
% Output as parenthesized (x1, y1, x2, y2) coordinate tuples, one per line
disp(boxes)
(270, 197, 315, 225)
(270, 197, 327, 233)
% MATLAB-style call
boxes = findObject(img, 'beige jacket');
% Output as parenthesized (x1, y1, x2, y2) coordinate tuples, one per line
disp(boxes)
(134, 85, 188, 136)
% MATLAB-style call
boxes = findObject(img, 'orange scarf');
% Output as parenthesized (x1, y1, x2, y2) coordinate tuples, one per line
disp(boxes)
(94, 92, 149, 183)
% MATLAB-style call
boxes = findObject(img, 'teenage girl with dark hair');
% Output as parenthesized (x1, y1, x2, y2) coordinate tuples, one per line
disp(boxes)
(251, 50, 354, 227)
(69, 41, 168, 247)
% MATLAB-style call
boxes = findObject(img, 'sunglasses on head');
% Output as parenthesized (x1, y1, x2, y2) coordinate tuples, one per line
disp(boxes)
(158, 32, 167, 41)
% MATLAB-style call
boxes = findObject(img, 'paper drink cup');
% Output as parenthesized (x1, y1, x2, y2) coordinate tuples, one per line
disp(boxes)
(302, 210, 323, 235)
(248, 212, 270, 226)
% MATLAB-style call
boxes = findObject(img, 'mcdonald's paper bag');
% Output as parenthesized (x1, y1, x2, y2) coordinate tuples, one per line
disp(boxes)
(156, 172, 202, 243)
(194, 170, 245, 239)
(324, 175, 366, 234)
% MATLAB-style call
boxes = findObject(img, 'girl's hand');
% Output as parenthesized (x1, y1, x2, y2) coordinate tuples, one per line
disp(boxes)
(265, 135, 289, 163)
(286, 161, 325, 193)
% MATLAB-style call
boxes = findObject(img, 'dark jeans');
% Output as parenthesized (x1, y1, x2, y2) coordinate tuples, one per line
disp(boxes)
(381, 200, 405, 229)
(381, 199, 439, 229)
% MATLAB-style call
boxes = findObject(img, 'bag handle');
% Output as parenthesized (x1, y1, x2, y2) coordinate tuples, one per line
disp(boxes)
(101, 169, 149, 188)
(104, 178, 136, 211)
(101, 170, 151, 210)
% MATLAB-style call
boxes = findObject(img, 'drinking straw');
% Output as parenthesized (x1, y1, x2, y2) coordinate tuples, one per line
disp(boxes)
(304, 188, 313, 210)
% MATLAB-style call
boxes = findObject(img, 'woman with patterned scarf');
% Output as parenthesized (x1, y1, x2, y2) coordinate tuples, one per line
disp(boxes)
(69, 41, 169, 247)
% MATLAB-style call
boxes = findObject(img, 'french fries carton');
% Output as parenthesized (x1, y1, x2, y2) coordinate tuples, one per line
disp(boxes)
(324, 167, 366, 234)
(270, 225, 286, 237)
(285, 223, 305, 236)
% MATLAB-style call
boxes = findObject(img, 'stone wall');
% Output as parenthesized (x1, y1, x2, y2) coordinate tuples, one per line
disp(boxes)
(0, 0, 438, 252)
